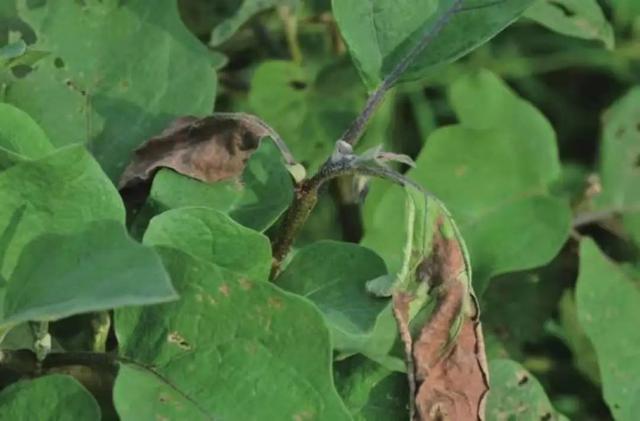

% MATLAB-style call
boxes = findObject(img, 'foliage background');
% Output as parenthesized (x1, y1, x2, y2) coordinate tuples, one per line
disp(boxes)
(0, 0, 639, 420)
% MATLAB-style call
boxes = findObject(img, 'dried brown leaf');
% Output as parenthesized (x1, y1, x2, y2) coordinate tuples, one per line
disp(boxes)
(118, 113, 295, 191)
(393, 217, 489, 421)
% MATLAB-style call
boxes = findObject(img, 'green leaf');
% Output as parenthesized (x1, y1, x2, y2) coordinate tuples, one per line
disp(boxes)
(525, 0, 614, 48)
(210, 0, 298, 46)
(332, 0, 536, 88)
(138, 140, 293, 232)
(0, 374, 100, 420)
(594, 88, 640, 248)
(0, 102, 54, 169)
(576, 239, 640, 421)
(486, 359, 563, 420)
(115, 248, 350, 420)
(1, 220, 176, 326)
(0, 145, 124, 280)
(365, 70, 571, 291)
(334, 355, 408, 420)
(6, 0, 216, 179)
(249, 60, 362, 169)
(114, 363, 210, 421)
(275, 240, 388, 354)
(144, 207, 272, 281)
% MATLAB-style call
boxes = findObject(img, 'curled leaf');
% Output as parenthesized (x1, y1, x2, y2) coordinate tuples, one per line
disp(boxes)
(380, 187, 489, 420)
(119, 112, 297, 192)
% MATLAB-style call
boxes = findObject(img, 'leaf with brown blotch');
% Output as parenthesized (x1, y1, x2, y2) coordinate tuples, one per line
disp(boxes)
(370, 187, 489, 420)
(118, 112, 298, 192)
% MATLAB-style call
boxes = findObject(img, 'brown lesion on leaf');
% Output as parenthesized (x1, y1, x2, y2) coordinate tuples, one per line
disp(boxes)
(218, 283, 230, 297)
(393, 216, 489, 421)
(167, 331, 191, 350)
(268, 297, 284, 310)
(238, 278, 253, 290)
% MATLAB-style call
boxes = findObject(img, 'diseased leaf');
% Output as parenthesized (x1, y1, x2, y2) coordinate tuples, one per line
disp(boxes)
(486, 359, 563, 420)
(144, 207, 272, 281)
(0, 374, 100, 420)
(333, 0, 536, 88)
(1, 220, 176, 327)
(115, 248, 350, 420)
(371, 186, 489, 420)
(0, 145, 124, 280)
(525, 0, 614, 48)
(114, 363, 210, 421)
(119, 113, 295, 193)
(275, 240, 389, 354)
(133, 140, 294, 232)
(593, 88, 640, 248)
(6, 0, 217, 179)
(576, 239, 640, 421)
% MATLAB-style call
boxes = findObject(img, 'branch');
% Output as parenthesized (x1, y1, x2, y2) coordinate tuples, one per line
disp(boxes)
(340, 0, 465, 147)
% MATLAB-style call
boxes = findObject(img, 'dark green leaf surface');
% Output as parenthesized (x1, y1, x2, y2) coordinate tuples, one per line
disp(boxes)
(114, 363, 210, 421)
(116, 248, 350, 420)
(144, 207, 272, 281)
(2, 220, 176, 326)
(276, 240, 388, 354)
(0, 145, 124, 280)
(334, 355, 408, 420)
(576, 239, 640, 421)
(141, 140, 293, 232)
(0, 375, 100, 421)
(6, 0, 216, 179)
(333, 0, 536, 88)
(486, 359, 563, 420)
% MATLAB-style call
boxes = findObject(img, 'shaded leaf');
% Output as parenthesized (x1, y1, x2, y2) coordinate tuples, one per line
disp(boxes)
(334, 355, 409, 420)
(1, 220, 176, 327)
(525, 0, 614, 48)
(0, 374, 100, 420)
(144, 207, 272, 281)
(576, 239, 640, 421)
(333, 0, 536, 88)
(115, 248, 350, 420)
(210, 0, 298, 46)
(275, 240, 388, 354)
(114, 363, 211, 421)
(0, 145, 124, 280)
(486, 359, 563, 420)
(593, 88, 640, 248)
(133, 140, 294, 232)
(249, 60, 364, 170)
(6, 0, 217, 179)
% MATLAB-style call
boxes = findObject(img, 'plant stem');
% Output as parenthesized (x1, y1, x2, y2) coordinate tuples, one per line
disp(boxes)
(271, 1, 465, 275)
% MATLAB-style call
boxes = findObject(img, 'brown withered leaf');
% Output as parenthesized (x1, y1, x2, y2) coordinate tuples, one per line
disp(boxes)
(382, 192, 489, 421)
(118, 112, 296, 192)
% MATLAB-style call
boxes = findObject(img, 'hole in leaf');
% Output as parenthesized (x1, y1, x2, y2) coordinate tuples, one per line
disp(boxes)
(540, 413, 552, 421)
(635, 155, 640, 168)
(517, 374, 529, 386)
(54, 57, 65, 68)
(289, 80, 308, 90)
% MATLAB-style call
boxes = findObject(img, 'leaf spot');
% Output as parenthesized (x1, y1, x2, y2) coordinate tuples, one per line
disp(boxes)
(167, 331, 191, 350)
(218, 283, 230, 297)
